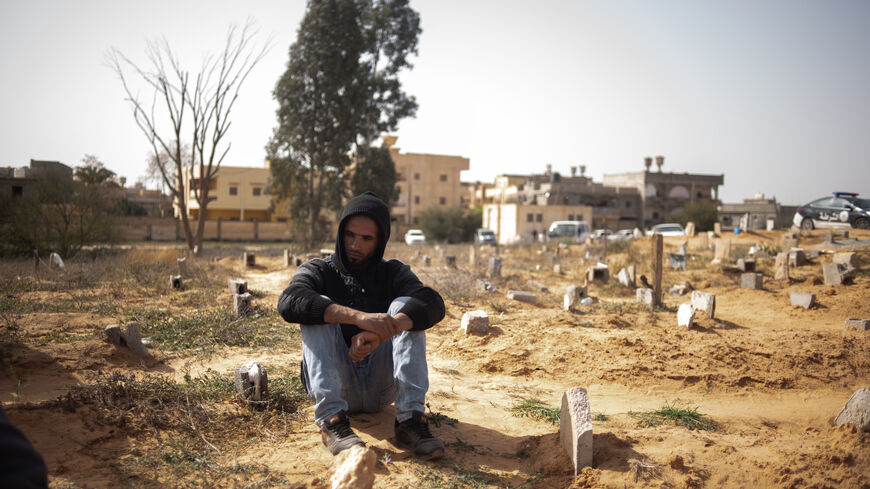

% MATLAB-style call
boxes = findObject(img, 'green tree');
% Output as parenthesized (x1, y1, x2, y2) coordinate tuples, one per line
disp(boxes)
(75, 155, 117, 186)
(350, 146, 399, 205)
(418, 206, 481, 244)
(669, 201, 719, 231)
(268, 0, 420, 247)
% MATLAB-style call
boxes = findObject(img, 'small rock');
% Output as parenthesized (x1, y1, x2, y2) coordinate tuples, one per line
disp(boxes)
(790, 292, 815, 309)
(460, 310, 489, 335)
(507, 290, 536, 304)
(104, 324, 122, 346)
(834, 388, 870, 432)
(844, 318, 870, 331)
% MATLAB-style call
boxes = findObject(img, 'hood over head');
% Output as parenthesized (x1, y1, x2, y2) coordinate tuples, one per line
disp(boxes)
(334, 192, 391, 273)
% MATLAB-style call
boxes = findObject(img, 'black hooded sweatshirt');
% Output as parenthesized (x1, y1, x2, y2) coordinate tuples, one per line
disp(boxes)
(277, 192, 445, 346)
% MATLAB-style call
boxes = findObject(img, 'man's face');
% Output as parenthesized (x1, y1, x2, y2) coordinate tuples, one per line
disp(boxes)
(343, 215, 379, 269)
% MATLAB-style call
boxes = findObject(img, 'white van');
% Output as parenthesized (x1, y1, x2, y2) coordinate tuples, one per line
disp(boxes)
(547, 220, 591, 242)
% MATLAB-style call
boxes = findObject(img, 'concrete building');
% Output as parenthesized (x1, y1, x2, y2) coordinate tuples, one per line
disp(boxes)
(603, 156, 724, 229)
(124, 183, 172, 217)
(181, 163, 274, 221)
(385, 136, 470, 226)
(482, 203, 595, 244)
(1, 160, 73, 201)
(718, 195, 797, 230)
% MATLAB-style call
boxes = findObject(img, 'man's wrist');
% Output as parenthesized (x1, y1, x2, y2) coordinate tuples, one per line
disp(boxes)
(394, 312, 413, 331)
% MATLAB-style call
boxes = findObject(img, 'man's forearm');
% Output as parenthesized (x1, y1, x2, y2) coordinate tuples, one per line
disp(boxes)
(323, 303, 362, 325)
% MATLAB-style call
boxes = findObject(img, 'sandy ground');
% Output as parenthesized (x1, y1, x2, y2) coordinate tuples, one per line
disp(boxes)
(2, 229, 869, 488)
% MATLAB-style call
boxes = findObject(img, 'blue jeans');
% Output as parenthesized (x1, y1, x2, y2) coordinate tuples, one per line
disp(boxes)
(301, 297, 429, 424)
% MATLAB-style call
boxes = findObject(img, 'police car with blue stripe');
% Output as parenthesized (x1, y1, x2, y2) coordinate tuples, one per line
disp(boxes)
(793, 192, 870, 230)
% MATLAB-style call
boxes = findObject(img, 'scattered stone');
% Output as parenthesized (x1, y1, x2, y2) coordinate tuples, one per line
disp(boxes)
(488, 257, 502, 277)
(677, 303, 695, 328)
(121, 322, 148, 357)
(170, 275, 182, 290)
(507, 290, 536, 304)
(243, 252, 256, 267)
(833, 252, 858, 270)
(833, 388, 870, 432)
(234, 361, 269, 402)
(563, 285, 587, 311)
(823, 263, 855, 286)
(560, 387, 593, 474)
(740, 272, 763, 290)
(460, 310, 489, 335)
(104, 324, 122, 346)
(422, 255, 432, 267)
(234, 292, 253, 316)
(737, 258, 756, 272)
(636, 288, 654, 306)
(49, 252, 64, 270)
(774, 252, 790, 281)
(330, 444, 376, 489)
(690, 291, 715, 319)
(444, 255, 456, 267)
(586, 264, 609, 283)
(844, 318, 870, 331)
(476, 279, 496, 292)
(228, 278, 247, 295)
(669, 253, 687, 271)
(790, 292, 815, 309)
(177, 257, 188, 276)
(788, 249, 807, 267)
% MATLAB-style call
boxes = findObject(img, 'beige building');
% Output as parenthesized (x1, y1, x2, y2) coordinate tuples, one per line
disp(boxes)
(384, 136, 470, 226)
(181, 163, 276, 221)
(482, 203, 594, 244)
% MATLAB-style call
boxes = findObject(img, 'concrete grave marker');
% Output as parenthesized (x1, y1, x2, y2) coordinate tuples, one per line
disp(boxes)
(553, 264, 562, 274)
(617, 268, 635, 287)
(563, 285, 587, 311)
(320, 248, 334, 258)
(476, 279, 495, 292)
(833, 252, 858, 270)
(228, 278, 247, 295)
(713, 239, 731, 262)
(788, 249, 807, 267)
(560, 387, 593, 474)
(49, 252, 64, 270)
(696, 233, 709, 250)
(844, 318, 870, 331)
(170, 275, 182, 290)
(283, 249, 292, 267)
(740, 272, 763, 290)
(444, 255, 456, 267)
(121, 322, 148, 357)
(781, 233, 798, 251)
(669, 283, 689, 296)
(460, 310, 490, 335)
(636, 288, 654, 306)
(737, 258, 756, 272)
(714, 222, 722, 235)
(422, 255, 431, 267)
(469, 245, 477, 266)
(823, 263, 855, 286)
(677, 303, 695, 328)
(586, 264, 609, 283)
(833, 388, 870, 432)
(691, 291, 716, 318)
(527, 281, 548, 293)
(488, 257, 502, 277)
(790, 292, 815, 309)
(684, 221, 696, 237)
(669, 253, 687, 271)
(177, 257, 187, 276)
(234, 292, 253, 316)
(104, 324, 122, 346)
(774, 252, 790, 281)
(234, 361, 269, 402)
(507, 290, 536, 304)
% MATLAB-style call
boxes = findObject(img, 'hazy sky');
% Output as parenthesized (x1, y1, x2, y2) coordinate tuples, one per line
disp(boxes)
(2, 0, 869, 205)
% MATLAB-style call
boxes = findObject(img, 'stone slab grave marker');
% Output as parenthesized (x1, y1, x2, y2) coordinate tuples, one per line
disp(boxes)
(713, 238, 731, 262)
(823, 263, 855, 286)
(844, 318, 870, 331)
(421, 255, 431, 267)
(563, 285, 587, 311)
(488, 257, 502, 278)
(669, 253, 686, 271)
(243, 252, 256, 267)
(833, 252, 858, 270)
(677, 303, 695, 328)
(553, 264, 562, 274)
(177, 257, 187, 277)
(49, 252, 64, 270)
(560, 386, 593, 474)
(774, 252, 790, 281)
(228, 278, 247, 295)
(105, 322, 149, 357)
(234, 361, 269, 402)
(781, 233, 798, 252)
(833, 388, 870, 432)
(669, 283, 689, 296)
(283, 249, 292, 267)
(469, 245, 477, 266)
(444, 255, 456, 267)
(527, 281, 548, 293)
(234, 292, 253, 316)
(788, 249, 807, 267)
(691, 291, 716, 318)
(507, 290, 536, 304)
(170, 275, 182, 290)
(586, 264, 609, 283)
(696, 232, 709, 250)
(685, 221, 696, 237)
(636, 287, 654, 306)
(740, 272, 763, 290)
(460, 310, 489, 335)
(737, 258, 756, 272)
(617, 268, 636, 287)
(790, 292, 815, 309)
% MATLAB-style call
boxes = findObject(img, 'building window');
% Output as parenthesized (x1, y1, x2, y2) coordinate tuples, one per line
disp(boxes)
(397, 172, 406, 181)
(208, 196, 217, 202)
(439, 197, 446, 205)
(12, 186, 23, 197)
(536, 213, 542, 222)
(414, 173, 420, 180)
(440, 174, 447, 182)
(527, 213, 533, 222)
(568, 214, 574, 221)
(414, 196, 420, 204)
(625, 201, 631, 208)
(252, 187, 262, 196)
(229, 186, 238, 196)
(413, 217, 419, 224)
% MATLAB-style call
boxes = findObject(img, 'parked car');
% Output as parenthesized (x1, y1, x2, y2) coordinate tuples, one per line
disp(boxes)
(547, 220, 592, 242)
(593, 229, 612, 240)
(647, 223, 686, 236)
(474, 228, 497, 245)
(608, 229, 635, 241)
(404, 229, 426, 245)
(793, 192, 870, 230)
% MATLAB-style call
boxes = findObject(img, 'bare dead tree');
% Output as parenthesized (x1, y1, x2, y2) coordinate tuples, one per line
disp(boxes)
(107, 22, 271, 255)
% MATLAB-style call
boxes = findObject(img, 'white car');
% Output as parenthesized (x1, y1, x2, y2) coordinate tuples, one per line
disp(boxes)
(608, 229, 635, 241)
(404, 229, 426, 245)
(647, 223, 686, 236)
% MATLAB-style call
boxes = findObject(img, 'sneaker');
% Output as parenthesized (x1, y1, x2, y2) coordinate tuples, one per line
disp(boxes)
(394, 411, 445, 460)
(318, 411, 365, 455)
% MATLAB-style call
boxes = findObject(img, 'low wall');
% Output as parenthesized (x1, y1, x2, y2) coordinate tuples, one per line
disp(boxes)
(115, 217, 293, 242)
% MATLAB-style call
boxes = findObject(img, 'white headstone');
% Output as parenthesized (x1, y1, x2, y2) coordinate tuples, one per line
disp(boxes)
(677, 303, 695, 328)
(460, 310, 489, 335)
(690, 291, 715, 319)
(560, 387, 593, 474)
